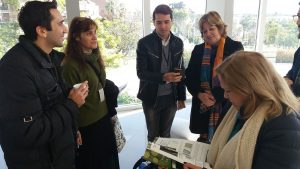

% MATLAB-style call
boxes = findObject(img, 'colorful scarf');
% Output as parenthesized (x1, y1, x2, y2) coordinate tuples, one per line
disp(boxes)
(200, 37, 226, 141)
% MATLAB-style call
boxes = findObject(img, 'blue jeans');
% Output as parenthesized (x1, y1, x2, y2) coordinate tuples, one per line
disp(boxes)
(142, 94, 177, 142)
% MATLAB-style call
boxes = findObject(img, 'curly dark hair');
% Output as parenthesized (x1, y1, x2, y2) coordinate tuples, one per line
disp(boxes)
(18, 1, 57, 41)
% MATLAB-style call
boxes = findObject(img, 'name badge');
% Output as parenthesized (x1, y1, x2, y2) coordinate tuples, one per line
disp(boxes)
(99, 88, 105, 102)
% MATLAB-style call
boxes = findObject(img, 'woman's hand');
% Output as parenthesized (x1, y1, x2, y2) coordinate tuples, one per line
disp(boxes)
(197, 92, 215, 107)
(183, 163, 202, 169)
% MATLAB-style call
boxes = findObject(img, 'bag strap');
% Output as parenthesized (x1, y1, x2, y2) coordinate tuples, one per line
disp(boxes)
(86, 60, 104, 86)
(132, 157, 146, 169)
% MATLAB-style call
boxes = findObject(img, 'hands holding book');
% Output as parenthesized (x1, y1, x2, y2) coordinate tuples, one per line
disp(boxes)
(183, 163, 202, 169)
(143, 138, 211, 169)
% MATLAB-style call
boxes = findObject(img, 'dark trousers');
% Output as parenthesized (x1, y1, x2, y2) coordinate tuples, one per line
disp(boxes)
(142, 94, 177, 142)
(76, 116, 120, 169)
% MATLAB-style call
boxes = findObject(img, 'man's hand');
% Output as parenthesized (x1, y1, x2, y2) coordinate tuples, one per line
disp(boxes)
(284, 77, 293, 87)
(183, 163, 202, 169)
(68, 81, 89, 107)
(197, 92, 215, 107)
(163, 72, 182, 83)
(177, 100, 186, 110)
(76, 130, 82, 146)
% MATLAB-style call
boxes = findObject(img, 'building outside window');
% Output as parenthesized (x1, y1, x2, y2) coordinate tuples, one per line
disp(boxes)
(0, 0, 67, 58)
(1, 0, 299, 105)
(232, 0, 299, 76)
(79, 0, 143, 105)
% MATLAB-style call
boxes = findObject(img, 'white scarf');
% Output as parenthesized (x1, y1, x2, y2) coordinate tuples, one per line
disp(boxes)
(207, 104, 270, 169)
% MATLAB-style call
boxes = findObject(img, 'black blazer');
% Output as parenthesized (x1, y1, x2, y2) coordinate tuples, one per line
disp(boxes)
(253, 113, 300, 169)
(185, 37, 244, 134)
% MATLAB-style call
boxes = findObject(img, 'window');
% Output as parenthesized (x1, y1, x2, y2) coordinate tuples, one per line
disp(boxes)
(0, 0, 67, 58)
(261, 0, 299, 75)
(233, 0, 299, 76)
(0, 0, 21, 57)
(79, 0, 143, 105)
(150, 0, 206, 64)
(232, 0, 259, 51)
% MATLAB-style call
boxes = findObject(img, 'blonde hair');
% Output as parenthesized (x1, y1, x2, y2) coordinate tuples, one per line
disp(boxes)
(199, 11, 227, 38)
(217, 51, 300, 119)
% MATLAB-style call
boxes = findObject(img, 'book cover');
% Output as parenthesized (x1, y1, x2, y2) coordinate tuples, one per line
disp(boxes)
(146, 137, 211, 168)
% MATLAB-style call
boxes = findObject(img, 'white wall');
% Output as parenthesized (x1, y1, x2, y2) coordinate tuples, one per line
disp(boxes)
(65, 0, 80, 25)
(206, 0, 234, 37)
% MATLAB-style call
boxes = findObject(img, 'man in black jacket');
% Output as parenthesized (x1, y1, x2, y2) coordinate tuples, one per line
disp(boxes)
(285, 2, 300, 97)
(0, 1, 88, 169)
(136, 4, 186, 142)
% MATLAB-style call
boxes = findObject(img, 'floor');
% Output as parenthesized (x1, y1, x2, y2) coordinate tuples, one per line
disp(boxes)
(0, 104, 195, 169)
(118, 104, 197, 169)
(0, 148, 6, 169)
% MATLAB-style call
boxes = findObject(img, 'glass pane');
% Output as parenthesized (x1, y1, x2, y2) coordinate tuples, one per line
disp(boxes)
(232, 0, 259, 51)
(0, 0, 21, 58)
(0, 0, 67, 58)
(150, 0, 206, 65)
(262, 0, 299, 76)
(79, 0, 143, 105)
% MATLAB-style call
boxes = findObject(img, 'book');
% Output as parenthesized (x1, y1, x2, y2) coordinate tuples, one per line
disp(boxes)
(143, 137, 211, 169)
(143, 149, 172, 168)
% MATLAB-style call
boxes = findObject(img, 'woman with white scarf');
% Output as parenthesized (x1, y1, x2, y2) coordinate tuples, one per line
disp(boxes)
(184, 51, 300, 169)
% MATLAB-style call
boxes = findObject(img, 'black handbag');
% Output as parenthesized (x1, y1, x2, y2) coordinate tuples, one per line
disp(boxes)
(86, 60, 126, 153)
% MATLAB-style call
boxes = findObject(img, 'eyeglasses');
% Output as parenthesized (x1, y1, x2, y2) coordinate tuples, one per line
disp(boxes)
(293, 14, 300, 21)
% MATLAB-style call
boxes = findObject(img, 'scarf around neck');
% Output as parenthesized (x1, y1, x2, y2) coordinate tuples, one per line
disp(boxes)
(85, 52, 106, 87)
(200, 37, 226, 140)
(207, 104, 269, 169)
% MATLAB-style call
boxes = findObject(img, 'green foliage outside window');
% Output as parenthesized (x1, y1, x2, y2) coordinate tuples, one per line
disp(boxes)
(264, 19, 298, 48)
(0, 22, 19, 57)
(117, 92, 141, 105)
(276, 48, 295, 63)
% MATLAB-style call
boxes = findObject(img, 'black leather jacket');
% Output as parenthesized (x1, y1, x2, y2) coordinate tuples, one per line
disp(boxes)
(136, 31, 186, 105)
(0, 36, 79, 169)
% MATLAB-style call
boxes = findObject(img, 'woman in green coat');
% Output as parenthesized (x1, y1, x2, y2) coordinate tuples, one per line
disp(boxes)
(62, 17, 119, 169)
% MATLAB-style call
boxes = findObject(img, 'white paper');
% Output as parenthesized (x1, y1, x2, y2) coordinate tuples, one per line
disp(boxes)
(73, 83, 82, 89)
(149, 137, 210, 167)
(73, 82, 87, 89)
(99, 88, 105, 102)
